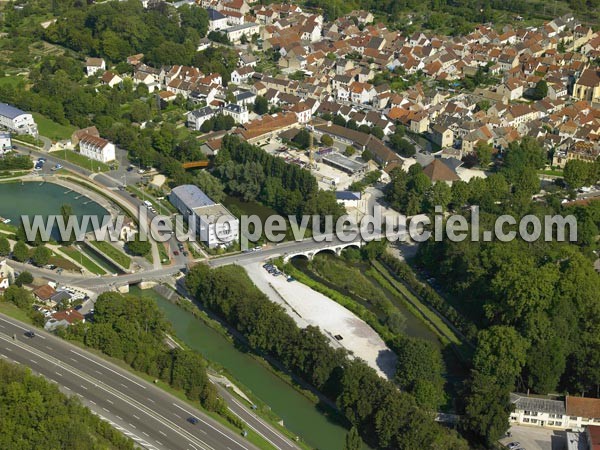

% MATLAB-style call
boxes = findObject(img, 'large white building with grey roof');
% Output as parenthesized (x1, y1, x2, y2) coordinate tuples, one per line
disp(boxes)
(169, 185, 238, 248)
(0, 103, 37, 136)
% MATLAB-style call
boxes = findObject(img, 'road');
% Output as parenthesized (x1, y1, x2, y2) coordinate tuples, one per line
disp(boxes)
(0, 313, 258, 450)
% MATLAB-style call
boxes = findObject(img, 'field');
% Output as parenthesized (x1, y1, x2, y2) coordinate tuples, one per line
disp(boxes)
(32, 113, 76, 141)
(53, 150, 111, 173)
(89, 240, 131, 270)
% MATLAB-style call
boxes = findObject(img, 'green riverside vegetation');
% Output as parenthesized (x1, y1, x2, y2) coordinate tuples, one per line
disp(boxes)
(186, 264, 469, 449)
(0, 359, 134, 449)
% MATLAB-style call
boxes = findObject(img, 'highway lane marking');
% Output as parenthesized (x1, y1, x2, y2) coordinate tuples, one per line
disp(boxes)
(70, 357, 77, 362)
(80, 385, 88, 390)
(89, 400, 96, 405)
(129, 423, 137, 429)
(147, 397, 155, 403)
(63, 386, 70, 391)
(55, 371, 63, 377)
(174, 413, 182, 419)
(45, 345, 53, 351)
(116, 415, 123, 421)
(103, 408, 110, 413)
(172, 403, 249, 450)
(229, 396, 291, 449)
(0, 335, 215, 450)
(70, 350, 147, 389)
(133, 414, 140, 419)
(159, 431, 167, 437)
(143, 432, 149, 437)
(156, 441, 163, 446)
(106, 399, 114, 405)
(0, 317, 46, 339)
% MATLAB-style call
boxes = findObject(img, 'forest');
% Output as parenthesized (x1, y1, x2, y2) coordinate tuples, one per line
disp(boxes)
(185, 263, 468, 450)
(0, 359, 133, 449)
(400, 138, 600, 445)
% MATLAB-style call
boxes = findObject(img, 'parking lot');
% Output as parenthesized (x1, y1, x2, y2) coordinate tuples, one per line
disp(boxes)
(499, 425, 567, 450)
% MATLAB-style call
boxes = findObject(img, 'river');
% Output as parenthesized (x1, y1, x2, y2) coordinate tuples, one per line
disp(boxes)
(130, 287, 350, 450)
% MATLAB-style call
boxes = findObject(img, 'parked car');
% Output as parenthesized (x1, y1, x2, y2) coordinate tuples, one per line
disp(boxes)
(507, 443, 520, 449)
(173, 250, 179, 256)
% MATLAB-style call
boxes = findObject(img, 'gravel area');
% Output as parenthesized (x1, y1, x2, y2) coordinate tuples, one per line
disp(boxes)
(244, 262, 397, 379)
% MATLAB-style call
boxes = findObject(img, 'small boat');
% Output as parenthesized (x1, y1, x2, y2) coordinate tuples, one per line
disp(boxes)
(0, 217, 11, 224)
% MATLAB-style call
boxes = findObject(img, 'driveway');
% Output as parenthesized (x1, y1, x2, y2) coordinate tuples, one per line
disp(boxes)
(499, 425, 567, 450)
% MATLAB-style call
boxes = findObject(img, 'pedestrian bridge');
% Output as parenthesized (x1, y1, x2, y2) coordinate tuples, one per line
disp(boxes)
(282, 241, 363, 262)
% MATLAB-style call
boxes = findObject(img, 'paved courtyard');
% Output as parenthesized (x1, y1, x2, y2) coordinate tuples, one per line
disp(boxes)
(499, 425, 567, 450)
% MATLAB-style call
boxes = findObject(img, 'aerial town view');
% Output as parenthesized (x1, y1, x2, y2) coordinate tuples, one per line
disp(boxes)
(0, 0, 599, 449)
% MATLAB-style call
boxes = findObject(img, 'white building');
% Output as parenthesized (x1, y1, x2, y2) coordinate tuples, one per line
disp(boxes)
(86, 57, 106, 77)
(222, 103, 249, 124)
(169, 185, 239, 248)
(187, 107, 217, 131)
(0, 103, 37, 136)
(0, 132, 12, 152)
(510, 393, 600, 430)
(78, 134, 116, 163)
(208, 8, 228, 31)
(224, 22, 260, 44)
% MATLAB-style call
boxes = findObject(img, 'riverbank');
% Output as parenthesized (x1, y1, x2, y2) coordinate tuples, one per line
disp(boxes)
(135, 286, 353, 450)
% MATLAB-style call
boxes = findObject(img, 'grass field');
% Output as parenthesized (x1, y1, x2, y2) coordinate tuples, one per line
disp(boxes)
(0, 301, 33, 324)
(157, 242, 170, 264)
(53, 150, 111, 173)
(31, 113, 76, 141)
(61, 246, 106, 275)
(89, 240, 131, 270)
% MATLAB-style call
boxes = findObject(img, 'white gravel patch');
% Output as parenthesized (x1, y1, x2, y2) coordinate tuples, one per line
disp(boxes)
(244, 262, 397, 379)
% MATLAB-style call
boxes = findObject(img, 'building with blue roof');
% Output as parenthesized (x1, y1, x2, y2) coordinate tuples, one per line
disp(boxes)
(0, 103, 37, 136)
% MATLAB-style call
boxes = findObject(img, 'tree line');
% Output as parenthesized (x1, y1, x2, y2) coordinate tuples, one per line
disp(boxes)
(62, 292, 223, 412)
(214, 135, 345, 220)
(0, 359, 134, 449)
(186, 263, 468, 450)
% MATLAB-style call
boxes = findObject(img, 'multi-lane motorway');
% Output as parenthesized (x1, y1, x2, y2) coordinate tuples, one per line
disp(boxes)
(0, 313, 288, 450)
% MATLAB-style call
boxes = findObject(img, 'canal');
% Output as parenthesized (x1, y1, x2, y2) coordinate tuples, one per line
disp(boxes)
(130, 287, 350, 450)
(0, 181, 108, 240)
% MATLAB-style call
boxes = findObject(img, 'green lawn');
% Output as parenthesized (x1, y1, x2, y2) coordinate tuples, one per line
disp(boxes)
(31, 113, 76, 141)
(157, 242, 170, 264)
(0, 75, 26, 88)
(53, 150, 111, 173)
(61, 246, 106, 275)
(0, 301, 33, 324)
(89, 240, 131, 270)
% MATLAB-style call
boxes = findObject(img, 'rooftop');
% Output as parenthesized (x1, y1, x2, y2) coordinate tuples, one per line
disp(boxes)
(510, 393, 566, 415)
(0, 103, 28, 120)
(171, 185, 215, 209)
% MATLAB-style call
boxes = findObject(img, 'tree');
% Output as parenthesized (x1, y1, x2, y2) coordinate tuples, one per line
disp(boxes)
(292, 129, 311, 149)
(3, 285, 33, 310)
(531, 80, 548, 100)
(564, 159, 592, 189)
(371, 126, 384, 139)
(344, 146, 356, 157)
(14, 271, 33, 287)
(0, 236, 9, 256)
(60, 204, 75, 245)
(475, 141, 493, 167)
(390, 134, 416, 157)
(344, 426, 363, 450)
(12, 241, 29, 262)
(126, 234, 151, 256)
(32, 245, 51, 267)
(320, 134, 333, 146)
(253, 96, 268, 115)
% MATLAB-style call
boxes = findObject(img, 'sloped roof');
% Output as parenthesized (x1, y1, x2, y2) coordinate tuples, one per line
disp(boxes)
(422, 158, 459, 182)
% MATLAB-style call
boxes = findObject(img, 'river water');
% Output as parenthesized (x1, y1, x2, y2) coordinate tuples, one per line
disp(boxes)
(130, 287, 350, 450)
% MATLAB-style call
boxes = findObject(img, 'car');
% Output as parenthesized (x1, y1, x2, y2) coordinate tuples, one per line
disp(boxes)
(74, 305, 83, 311)
(187, 417, 199, 425)
(506, 443, 520, 449)
(177, 243, 184, 251)
(37, 157, 46, 163)
(24, 330, 35, 338)
(138, 169, 145, 174)
(183, 251, 189, 257)
(52, 164, 63, 171)
(173, 250, 179, 256)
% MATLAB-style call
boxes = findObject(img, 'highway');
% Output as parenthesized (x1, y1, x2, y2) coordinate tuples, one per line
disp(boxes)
(0, 313, 259, 450)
